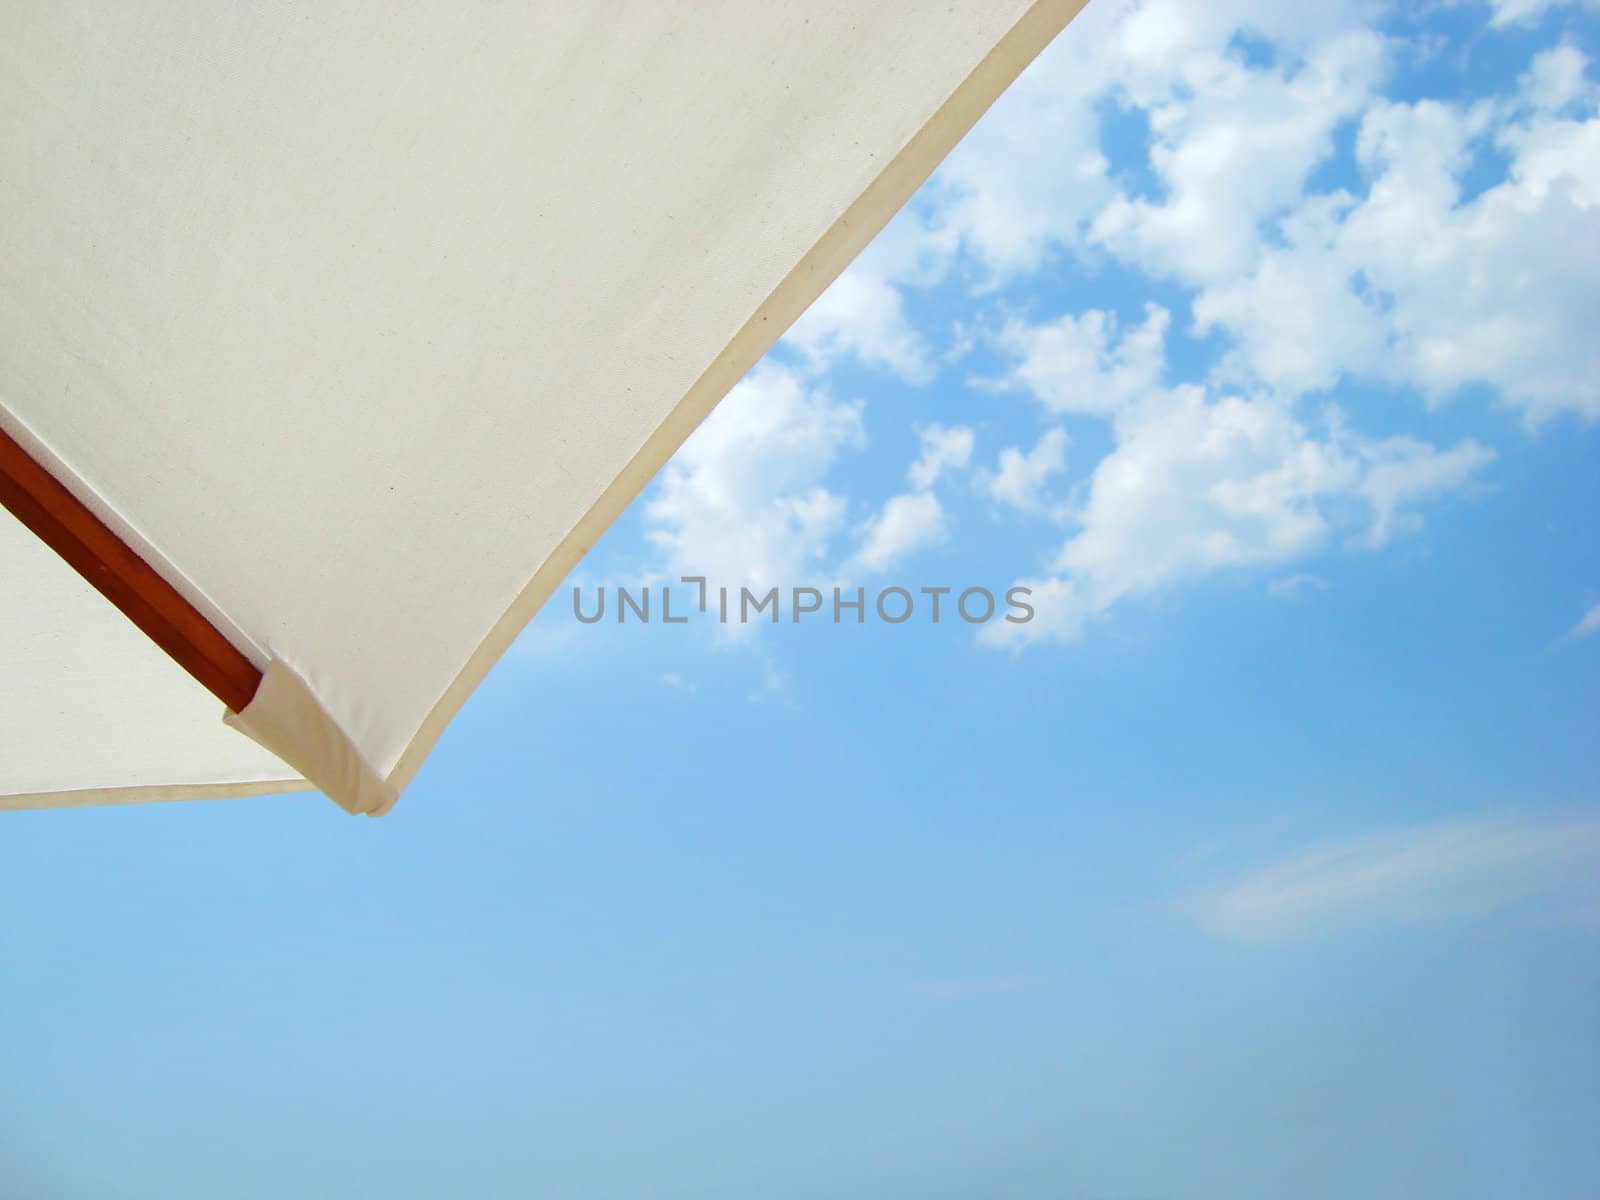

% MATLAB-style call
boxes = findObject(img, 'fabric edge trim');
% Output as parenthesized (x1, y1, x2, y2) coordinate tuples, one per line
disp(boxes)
(227, 658, 398, 816)
(0, 777, 312, 812)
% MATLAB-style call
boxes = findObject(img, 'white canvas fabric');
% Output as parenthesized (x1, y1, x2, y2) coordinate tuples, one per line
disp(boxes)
(0, 0, 1084, 814)
(0, 508, 307, 810)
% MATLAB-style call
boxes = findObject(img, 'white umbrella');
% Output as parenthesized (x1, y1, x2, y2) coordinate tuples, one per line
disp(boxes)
(0, 0, 1085, 814)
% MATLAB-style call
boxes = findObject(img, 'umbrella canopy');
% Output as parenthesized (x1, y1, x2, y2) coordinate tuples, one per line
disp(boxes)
(0, 0, 1084, 814)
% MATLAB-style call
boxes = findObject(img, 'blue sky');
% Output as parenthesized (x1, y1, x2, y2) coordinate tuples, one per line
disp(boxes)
(4, 1, 1599, 1196)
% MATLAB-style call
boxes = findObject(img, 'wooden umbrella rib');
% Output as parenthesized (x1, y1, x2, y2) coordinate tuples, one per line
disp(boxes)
(0, 426, 262, 714)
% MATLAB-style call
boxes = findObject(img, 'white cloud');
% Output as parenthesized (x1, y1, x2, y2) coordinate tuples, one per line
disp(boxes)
(1193, 191, 1389, 396)
(1359, 435, 1494, 546)
(1182, 49, 1600, 421)
(783, 264, 932, 383)
(908, 424, 976, 490)
(917, 20, 1113, 282)
(1098, 0, 1386, 103)
(984, 310, 1491, 645)
(1485, 0, 1600, 28)
(1268, 572, 1331, 598)
(1569, 602, 1600, 639)
(849, 491, 948, 576)
(986, 390, 1351, 644)
(1522, 42, 1596, 112)
(917, 0, 1389, 283)
(1489, 0, 1554, 25)
(1092, 28, 1388, 286)
(1336, 84, 1600, 421)
(1047, 390, 1353, 620)
(996, 303, 1169, 417)
(845, 426, 972, 579)
(982, 428, 1069, 514)
(1170, 811, 1600, 940)
(928, 3, 1600, 424)
(645, 362, 862, 591)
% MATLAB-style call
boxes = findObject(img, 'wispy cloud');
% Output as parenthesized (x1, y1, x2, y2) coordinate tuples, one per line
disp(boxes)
(849, 491, 947, 575)
(1168, 811, 1600, 941)
(908, 424, 975, 491)
(981, 427, 1069, 516)
(1268, 572, 1330, 598)
(1568, 602, 1600, 641)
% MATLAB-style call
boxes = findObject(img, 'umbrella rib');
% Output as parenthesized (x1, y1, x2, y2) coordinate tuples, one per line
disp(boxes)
(0, 426, 262, 714)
